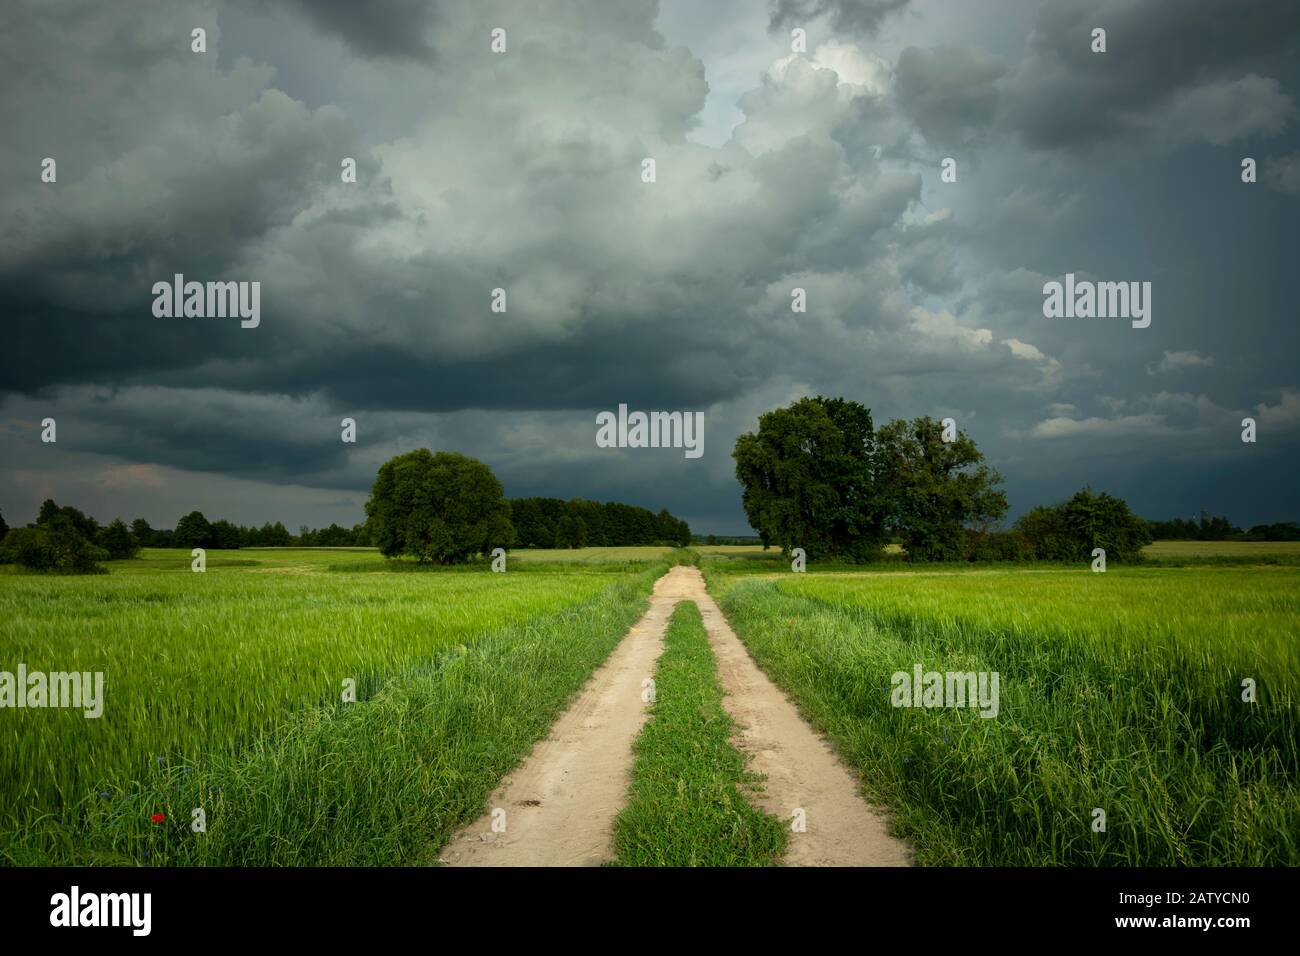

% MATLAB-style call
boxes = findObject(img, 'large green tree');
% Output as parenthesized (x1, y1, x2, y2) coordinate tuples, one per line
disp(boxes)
(130, 518, 154, 547)
(875, 417, 1007, 562)
(732, 396, 888, 561)
(38, 499, 99, 541)
(365, 449, 514, 564)
(174, 511, 212, 549)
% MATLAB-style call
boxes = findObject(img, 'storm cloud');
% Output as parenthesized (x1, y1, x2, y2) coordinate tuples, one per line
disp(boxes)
(0, 0, 1296, 533)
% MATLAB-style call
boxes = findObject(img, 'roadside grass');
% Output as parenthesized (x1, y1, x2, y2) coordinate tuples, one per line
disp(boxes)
(707, 566, 1300, 866)
(611, 601, 787, 867)
(0, 555, 663, 865)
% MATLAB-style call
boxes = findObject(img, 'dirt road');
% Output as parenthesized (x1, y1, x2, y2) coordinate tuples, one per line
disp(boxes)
(441, 565, 909, 866)
(690, 570, 912, 866)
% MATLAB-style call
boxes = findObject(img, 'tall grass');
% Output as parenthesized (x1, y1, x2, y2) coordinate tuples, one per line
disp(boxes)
(0, 552, 664, 864)
(710, 566, 1299, 866)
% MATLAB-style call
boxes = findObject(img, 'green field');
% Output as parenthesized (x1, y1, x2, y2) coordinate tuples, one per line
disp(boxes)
(1142, 540, 1300, 559)
(700, 540, 1300, 560)
(0, 547, 669, 864)
(3, 542, 1297, 867)
(697, 539, 1300, 576)
(707, 563, 1300, 865)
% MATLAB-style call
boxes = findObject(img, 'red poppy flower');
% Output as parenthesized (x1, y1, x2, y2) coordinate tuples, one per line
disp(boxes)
(151, 812, 165, 824)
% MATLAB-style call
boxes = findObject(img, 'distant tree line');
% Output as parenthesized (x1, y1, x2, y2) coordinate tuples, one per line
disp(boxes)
(693, 534, 764, 546)
(0, 459, 692, 572)
(0, 499, 369, 572)
(510, 497, 691, 549)
(3, 426, 1292, 574)
(119, 513, 369, 549)
(1144, 511, 1300, 542)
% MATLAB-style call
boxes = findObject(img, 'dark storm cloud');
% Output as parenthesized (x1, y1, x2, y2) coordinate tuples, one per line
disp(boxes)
(893, 45, 1007, 150)
(154, 325, 753, 415)
(1002, 0, 1300, 149)
(48, 387, 359, 485)
(273, 0, 438, 58)
(768, 0, 909, 38)
(0, 2, 925, 414)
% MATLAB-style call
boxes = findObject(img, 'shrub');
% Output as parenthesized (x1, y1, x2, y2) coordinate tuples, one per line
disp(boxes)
(1017, 487, 1151, 563)
(964, 529, 1029, 562)
(0, 522, 108, 574)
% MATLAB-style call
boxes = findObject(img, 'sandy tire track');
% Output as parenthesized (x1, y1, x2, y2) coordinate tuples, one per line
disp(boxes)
(439, 566, 700, 866)
(686, 567, 912, 866)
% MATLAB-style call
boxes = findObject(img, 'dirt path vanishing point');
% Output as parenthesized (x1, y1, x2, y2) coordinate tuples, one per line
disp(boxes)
(441, 564, 910, 867)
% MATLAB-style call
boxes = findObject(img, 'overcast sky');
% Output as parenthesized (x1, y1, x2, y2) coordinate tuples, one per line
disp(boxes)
(2, 0, 1297, 535)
